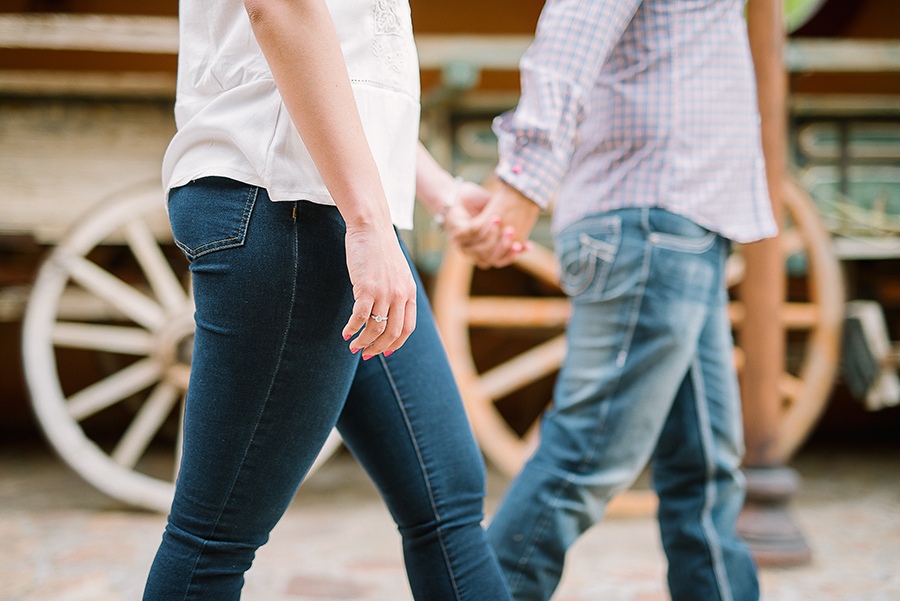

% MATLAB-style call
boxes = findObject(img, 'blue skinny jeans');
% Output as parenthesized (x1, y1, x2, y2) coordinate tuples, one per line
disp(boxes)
(143, 177, 512, 601)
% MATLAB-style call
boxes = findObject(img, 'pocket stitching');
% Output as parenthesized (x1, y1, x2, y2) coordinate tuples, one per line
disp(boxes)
(651, 230, 716, 253)
(174, 187, 258, 259)
(558, 220, 621, 299)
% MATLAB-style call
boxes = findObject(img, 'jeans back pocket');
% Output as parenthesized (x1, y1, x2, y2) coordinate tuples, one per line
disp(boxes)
(167, 177, 259, 261)
(556, 215, 622, 301)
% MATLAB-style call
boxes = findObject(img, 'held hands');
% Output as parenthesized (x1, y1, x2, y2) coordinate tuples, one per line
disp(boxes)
(341, 222, 417, 359)
(446, 180, 540, 269)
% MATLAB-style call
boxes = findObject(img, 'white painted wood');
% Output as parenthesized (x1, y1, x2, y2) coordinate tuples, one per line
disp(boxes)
(0, 13, 178, 54)
(62, 254, 166, 331)
(124, 218, 188, 314)
(416, 34, 532, 70)
(0, 70, 176, 97)
(67, 357, 163, 420)
(786, 39, 900, 73)
(52, 322, 155, 355)
(112, 381, 181, 469)
(0, 103, 174, 241)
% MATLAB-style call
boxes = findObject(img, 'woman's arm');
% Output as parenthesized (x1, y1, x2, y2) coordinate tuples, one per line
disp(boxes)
(244, 0, 416, 357)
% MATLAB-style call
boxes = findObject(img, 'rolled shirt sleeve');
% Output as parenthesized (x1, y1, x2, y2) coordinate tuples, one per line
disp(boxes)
(494, 0, 642, 208)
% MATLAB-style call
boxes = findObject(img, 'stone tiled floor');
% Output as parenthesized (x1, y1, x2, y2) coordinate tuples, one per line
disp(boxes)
(1, 440, 898, 601)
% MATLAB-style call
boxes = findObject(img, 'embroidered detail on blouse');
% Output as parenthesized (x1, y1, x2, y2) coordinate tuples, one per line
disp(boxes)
(372, 0, 405, 73)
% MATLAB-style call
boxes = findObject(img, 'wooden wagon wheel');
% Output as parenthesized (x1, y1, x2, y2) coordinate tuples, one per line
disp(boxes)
(22, 181, 341, 512)
(433, 178, 843, 480)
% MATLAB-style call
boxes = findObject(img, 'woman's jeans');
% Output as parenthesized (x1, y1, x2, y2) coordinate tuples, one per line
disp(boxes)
(487, 208, 759, 601)
(143, 177, 512, 601)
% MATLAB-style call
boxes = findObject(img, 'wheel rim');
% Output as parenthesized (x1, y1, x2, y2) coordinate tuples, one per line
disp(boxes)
(23, 181, 188, 511)
(22, 181, 344, 511)
(433, 180, 843, 477)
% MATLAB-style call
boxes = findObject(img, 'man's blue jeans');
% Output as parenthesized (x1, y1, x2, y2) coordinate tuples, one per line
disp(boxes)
(488, 208, 759, 601)
(143, 177, 512, 601)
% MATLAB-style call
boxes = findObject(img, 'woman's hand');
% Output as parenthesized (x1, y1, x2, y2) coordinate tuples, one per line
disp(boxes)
(341, 223, 417, 359)
(441, 181, 491, 232)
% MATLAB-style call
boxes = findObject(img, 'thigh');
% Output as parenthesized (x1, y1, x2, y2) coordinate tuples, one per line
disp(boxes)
(336, 250, 485, 528)
(542, 209, 725, 479)
(653, 280, 745, 498)
(168, 180, 359, 542)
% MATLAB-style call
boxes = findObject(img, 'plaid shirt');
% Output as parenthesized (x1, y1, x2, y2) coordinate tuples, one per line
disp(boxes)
(494, 0, 778, 243)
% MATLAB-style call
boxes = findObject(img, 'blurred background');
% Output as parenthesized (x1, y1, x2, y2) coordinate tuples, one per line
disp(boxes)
(0, 1, 898, 600)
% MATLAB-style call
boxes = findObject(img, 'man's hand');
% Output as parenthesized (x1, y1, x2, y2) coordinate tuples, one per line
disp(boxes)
(442, 181, 491, 232)
(447, 180, 541, 269)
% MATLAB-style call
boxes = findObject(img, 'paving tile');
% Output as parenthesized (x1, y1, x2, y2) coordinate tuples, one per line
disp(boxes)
(1, 441, 899, 601)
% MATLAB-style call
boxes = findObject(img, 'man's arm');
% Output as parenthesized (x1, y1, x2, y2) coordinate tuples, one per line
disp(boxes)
(450, 0, 641, 267)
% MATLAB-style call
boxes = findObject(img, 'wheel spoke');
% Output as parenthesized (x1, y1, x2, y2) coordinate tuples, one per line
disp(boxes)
(124, 218, 188, 313)
(165, 363, 192, 390)
(480, 334, 567, 400)
(515, 247, 561, 286)
(61, 254, 165, 330)
(729, 301, 819, 330)
(67, 357, 163, 420)
(468, 297, 570, 328)
(112, 381, 180, 469)
(53, 321, 155, 355)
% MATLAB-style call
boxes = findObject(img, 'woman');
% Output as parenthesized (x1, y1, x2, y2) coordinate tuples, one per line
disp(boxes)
(142, 0, 515, 599)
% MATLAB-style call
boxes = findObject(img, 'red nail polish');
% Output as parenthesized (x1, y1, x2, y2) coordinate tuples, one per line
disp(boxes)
(351, 347, 360, 354)
(362, 355, 372, 361)
(343, 334, 351, 341)
(384, 350, 393, 357)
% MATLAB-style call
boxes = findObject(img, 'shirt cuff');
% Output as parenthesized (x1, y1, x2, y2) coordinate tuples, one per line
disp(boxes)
(493, 119, 567, 210)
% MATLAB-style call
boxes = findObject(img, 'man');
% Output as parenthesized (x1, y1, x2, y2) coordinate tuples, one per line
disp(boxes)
(449, 1, 777, 600)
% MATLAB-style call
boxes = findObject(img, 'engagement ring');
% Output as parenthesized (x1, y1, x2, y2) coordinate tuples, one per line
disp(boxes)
(371, 314, 388, 323)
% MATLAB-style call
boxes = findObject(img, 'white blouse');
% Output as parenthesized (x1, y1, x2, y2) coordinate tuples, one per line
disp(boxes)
(163, 0, 421, 230)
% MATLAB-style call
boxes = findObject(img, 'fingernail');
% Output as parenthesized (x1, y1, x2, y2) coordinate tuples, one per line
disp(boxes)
(384, 350, 393, 357)
(343, 333, 351, 341)
(492, 215, 502, 225)
(362, 355, 372, 361)
(351, 347, 360, 354)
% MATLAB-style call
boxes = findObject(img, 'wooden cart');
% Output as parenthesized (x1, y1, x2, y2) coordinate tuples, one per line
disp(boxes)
(6, 10, 889, 514)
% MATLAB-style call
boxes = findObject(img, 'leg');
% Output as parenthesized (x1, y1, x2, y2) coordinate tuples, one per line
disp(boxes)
(144, 181, 359, 600)
(488, 209, 727, 601)
(652, 282, 759, 601)
(336, 242, 513, 601)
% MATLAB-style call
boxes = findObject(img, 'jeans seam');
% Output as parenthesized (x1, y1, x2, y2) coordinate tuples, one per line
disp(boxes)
(508, 476, 575, 596)
(578, 229, 652, 468)
(375, 354, 463, 601)
(174, 186, 258, 260)
(180, 202, 299, 599)
(690, 358, 735, 601)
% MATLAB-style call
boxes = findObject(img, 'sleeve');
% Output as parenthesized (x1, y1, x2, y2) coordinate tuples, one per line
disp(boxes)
(494, 0, 643, 208)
